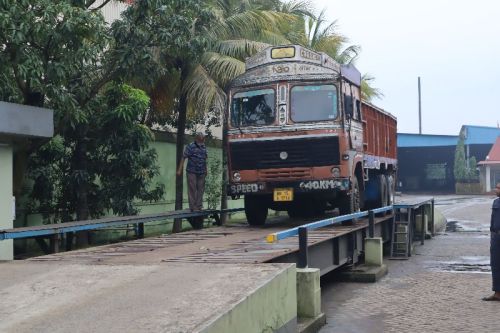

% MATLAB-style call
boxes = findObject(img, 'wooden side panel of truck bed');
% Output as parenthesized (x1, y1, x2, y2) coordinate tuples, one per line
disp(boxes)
(361, 102, 397, 160)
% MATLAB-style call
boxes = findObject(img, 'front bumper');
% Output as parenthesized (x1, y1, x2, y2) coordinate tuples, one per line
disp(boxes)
(228, 178, 350, 196)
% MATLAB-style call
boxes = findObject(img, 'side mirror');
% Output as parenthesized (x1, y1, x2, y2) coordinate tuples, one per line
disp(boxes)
(344, 94, 353, 119)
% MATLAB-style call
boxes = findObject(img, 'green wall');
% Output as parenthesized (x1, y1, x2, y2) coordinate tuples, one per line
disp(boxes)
(0, 145, 13, 260)
(13, 134, 244, 256)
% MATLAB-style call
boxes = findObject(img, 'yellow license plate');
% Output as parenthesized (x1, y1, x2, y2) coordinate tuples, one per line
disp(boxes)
(273, 188, 294, 202)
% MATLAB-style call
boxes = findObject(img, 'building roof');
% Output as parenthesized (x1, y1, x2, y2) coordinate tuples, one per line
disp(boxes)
(478, 137, 500, 165)
(461, 125, 500, 145)
(397, 133, 459, 148)
(0, 101, 53, 140)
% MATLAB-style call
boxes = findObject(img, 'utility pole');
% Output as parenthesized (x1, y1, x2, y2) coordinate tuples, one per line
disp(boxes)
(418, 76, 422, 134)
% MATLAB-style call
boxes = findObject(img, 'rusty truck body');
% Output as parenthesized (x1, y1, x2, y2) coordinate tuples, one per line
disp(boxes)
(226, 45, 397, 225)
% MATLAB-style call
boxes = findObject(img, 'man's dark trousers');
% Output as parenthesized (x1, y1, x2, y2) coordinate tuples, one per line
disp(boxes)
(187, 172, 206, 211)
(492, 233, 500, 291)
(491, 197, 500, 292)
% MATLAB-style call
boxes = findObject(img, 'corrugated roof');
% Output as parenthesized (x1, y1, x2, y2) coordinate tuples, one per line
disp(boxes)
(478, 137, 500, 165)
(461, 125, 500, 145)
(397, 133, 459, 147)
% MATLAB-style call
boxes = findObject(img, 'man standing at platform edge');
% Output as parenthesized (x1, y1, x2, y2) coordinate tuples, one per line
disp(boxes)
(177, 133, 208, 212)
(483, 182, 500, 301)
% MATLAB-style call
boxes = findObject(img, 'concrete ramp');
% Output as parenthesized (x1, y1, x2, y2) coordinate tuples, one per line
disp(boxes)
(0, 261, 296, 333)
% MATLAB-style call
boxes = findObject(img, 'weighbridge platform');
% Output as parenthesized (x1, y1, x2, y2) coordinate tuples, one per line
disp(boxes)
(0, 198, 435, 333)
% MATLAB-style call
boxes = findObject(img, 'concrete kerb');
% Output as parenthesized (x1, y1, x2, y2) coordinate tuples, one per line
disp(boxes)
(296, 267, 326, 333)
(198, 264, 297, 333)
(365, 237, 383, 266)
(296, 268, 321, 318)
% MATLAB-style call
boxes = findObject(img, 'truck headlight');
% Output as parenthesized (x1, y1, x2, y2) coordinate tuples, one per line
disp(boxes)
(331, 167, 340, 177)
(233, 172, 241, 182)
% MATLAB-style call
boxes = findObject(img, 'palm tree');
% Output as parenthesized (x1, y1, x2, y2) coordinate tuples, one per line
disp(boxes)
(145, 0, 300, 231)
(147, 1, 381, 231)
(285, 8, 382, 101)
(361, 73, 384, 101)
(305, 10, 360, 63)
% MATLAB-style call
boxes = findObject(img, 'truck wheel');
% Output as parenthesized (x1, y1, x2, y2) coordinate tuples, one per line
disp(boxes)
(378, 174, 388, 205)
(373, 174, 388, 216)
(339, 177, 362, 215)
(244, 195, 268, 226)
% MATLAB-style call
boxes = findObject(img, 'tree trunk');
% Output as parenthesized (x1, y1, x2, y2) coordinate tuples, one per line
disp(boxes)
(172, 67, 188, 233)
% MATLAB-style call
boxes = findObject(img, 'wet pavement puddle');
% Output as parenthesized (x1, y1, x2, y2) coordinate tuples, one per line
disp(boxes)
(428, 256, 491, 274)
(445, 220, 487, 232)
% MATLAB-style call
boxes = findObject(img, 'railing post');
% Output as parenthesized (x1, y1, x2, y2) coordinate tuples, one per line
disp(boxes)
(298, 227, 308, 269)
(431, 199, 435, 235)
(368, 210, 375, 238)
(137, 223, 144, 239)
(50, 234, 59, 254)
(420, 206, 425, 245)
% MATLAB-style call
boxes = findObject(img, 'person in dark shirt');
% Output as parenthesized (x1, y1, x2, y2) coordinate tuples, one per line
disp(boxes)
(483, 182, 500, 301)
(177, 133, 208, 212)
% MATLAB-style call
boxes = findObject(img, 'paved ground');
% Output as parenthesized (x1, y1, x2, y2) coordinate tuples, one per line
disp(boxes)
(320, 194, 498, 333)
(0, 261, 291, 333)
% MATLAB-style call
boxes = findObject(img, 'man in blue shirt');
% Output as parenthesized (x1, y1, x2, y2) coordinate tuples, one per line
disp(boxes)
(483, 182, 500, 301)
(177, 133, 208, 212)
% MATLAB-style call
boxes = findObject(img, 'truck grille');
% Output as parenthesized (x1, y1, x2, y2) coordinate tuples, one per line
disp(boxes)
(229, 136, 340, 170)
(259, 168, 311, 180)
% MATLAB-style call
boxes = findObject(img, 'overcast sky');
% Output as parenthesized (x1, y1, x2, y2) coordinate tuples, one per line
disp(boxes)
(312, 0, 500, 135)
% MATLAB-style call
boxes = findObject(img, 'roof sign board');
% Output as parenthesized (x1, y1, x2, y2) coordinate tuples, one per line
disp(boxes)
(245, 45, 341, 72)
(271, 46, 295, 59)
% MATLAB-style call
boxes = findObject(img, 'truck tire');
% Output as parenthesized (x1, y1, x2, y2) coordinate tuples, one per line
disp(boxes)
(377, 174, 388, 207)
(244, 195, 268, 226)
(372, 174, 388, 216)
(339, 177, 362, 215)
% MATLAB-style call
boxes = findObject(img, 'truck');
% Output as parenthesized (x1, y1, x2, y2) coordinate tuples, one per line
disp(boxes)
(226, 44, 397, 225)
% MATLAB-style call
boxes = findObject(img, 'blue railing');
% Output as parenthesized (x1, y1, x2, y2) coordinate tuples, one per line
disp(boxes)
(0, 208, 244, 241)
(266, 205, 394, 243)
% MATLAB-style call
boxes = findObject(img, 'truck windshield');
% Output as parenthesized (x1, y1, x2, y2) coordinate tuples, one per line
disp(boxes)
(231, 89, 275, 127)
(290, 85, 337, 122)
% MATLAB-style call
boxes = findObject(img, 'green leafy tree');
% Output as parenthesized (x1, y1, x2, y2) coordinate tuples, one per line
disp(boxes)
(467, 156, 479, 180)
(0, 0, 209, 235)
(28, 84, 164, 224)
(205, 155, 222, 210)
(454, 134, 467, 181)
(0, 0, 111, 201)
